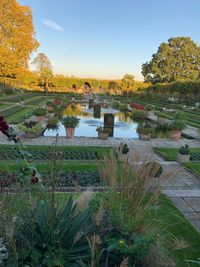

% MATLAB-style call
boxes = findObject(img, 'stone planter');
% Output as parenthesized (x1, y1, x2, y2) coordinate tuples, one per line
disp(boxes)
(98, 131, 109, 140)
(24, 132, 43, 138)
(171, 130, 182, 140)
(178, 153, 190, 163)
(139, 133, 151, 141)
(147, 111, 154, 117)
(65, 127, 75, 139)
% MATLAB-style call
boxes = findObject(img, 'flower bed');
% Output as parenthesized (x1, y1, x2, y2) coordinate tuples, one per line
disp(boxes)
(0, 170, 102, 191)
(44, 170, 102, 187)
(130, 102, 145, 110)
(1, 106, 24, 118)
(0, 93, 38, 103)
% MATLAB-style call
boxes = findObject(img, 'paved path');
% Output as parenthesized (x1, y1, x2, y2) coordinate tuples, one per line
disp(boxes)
(0, 132, 200, 232)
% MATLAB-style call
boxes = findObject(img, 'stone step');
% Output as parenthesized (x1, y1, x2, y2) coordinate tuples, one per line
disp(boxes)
(163, 189, 200, 197)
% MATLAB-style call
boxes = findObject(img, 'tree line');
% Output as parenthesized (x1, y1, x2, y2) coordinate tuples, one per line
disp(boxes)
(1, 1, 200, 95)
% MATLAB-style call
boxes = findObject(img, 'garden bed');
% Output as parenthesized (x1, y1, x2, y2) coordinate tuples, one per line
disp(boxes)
(0, 144, 114, 161)
(154, 147, 200, 161)
(6, 107, 34, 123)
(183, 162, 200, 176)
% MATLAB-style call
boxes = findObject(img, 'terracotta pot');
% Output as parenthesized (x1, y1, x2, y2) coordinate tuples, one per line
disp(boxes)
(36, 115, 45, 123)
(47, 106, 55, 113)
(171, 130, 181, 140)
(139, 133, 151, 141)
(65, 127, 75, 139)
(98, 131, 109, 140)
(178, 153, 190, 163)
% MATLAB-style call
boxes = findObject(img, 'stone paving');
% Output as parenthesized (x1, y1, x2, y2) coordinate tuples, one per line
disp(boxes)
(0, 131, 200, 232)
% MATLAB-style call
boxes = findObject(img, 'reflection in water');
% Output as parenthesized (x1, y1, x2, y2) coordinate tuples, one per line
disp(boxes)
(45, 103, 139, 138)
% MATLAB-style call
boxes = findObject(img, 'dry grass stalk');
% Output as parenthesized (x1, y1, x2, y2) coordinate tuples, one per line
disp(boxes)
(76, 191, 94, 211)
(144, 241, 177, 267)
(173, 237, 190, 250)
(93, 202, 105, 226)
(119, 257, 129, 267)
(99, 151, 179, 233)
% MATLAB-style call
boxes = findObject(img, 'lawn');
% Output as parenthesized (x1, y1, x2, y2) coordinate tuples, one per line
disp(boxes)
(154, 147, 200, 161)
(0, 161, 98, 172)
(6, 107, 33, 123)
(153, 195, 200, 266)
(184, 162, 200, 176)
(0, 103, 12, 110)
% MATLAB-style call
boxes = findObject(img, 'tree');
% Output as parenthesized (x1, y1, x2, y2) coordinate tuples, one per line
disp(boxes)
(121, 74, 135, 98)
(32, 53, 53, 92)
(142, 37, 200, 83)
(0, 0, 39, 78)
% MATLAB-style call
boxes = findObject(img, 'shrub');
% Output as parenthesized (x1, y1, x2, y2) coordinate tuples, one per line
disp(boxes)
(19, 122, 44, 134)
(33, 107, 47, 116)
(190, 152, 200, 161)
(131, 110, 147, 121)
(96, 153, 164, 266)
(62, 116, 80, 128)
(137, 122, 154, 135)
(47, 117, 59, 130)
(179, 145, 190, 155)
(12, 197, 92, 266)
(168, 120, 185, 131)
(122, 144, 129, 154)
(146, 104, 154, 111)
(46, 100, 54, 107)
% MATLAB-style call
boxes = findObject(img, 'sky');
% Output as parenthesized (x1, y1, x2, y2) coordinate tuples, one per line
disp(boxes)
(19, 0, 200, 80)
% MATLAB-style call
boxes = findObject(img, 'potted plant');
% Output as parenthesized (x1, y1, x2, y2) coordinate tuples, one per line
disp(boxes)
(54, 97, 62, 106)
(62, 116, 80, 139)
(96, 126, 110, 140)
(131, 110, 147, 121)
(146, 104, 154, 117)
(19, 121, 45, 138)
(169, 120, 185, 140)
(33, 107, 48, 123)
(178, 144, 190, 163)
(46, 100, 55, 113)
(137, 123, 154, 141)
(47, 117, 59, 131)
(118, 143, 129, 161)
(169, 112, 186, 140)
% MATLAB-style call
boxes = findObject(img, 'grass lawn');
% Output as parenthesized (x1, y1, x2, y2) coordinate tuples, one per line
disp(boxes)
(154, 147, 200, 161)
(0, 161, 98, 172)
(0, 103, 12, 110)
(184, 162, 200, 176)
(153, 195, 200, 266)
(6, 107, 33, 123)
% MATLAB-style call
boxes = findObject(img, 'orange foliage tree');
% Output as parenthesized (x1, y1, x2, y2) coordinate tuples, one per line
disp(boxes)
(0, 0, 39, 79)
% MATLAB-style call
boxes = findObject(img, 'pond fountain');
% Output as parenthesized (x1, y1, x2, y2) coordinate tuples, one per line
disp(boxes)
(44, 102, 139, 138)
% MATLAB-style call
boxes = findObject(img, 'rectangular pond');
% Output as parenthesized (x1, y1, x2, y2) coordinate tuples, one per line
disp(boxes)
(45, 103, 139, 138)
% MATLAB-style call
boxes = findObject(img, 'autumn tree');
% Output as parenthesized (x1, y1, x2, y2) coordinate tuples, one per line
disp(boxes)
(0, 0, 39, 79)
(32, 53, 53, 92)
(121, 74, 135, 98)
(142, 37, 200, 83)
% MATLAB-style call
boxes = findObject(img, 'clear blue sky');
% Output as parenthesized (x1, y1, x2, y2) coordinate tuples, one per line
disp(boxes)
(19, 0, 200, 80)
